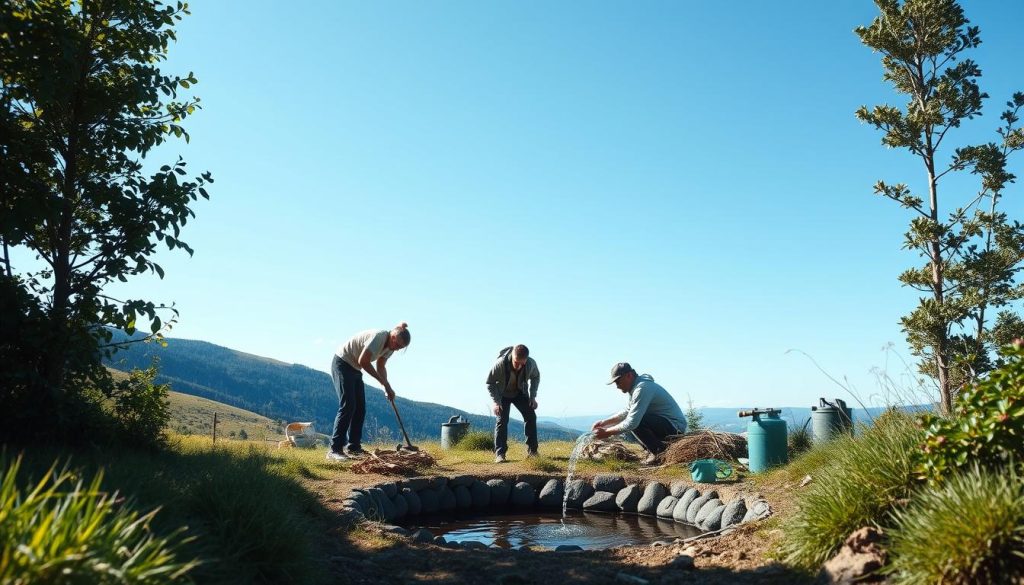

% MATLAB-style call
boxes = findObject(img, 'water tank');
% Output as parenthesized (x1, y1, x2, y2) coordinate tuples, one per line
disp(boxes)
(741, 408, 788, 473)
(440, 415, 470, 450)
(811, 398, 853, 444)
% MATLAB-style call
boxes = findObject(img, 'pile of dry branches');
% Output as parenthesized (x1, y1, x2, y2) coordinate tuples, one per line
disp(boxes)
(581, 438, 643, 462)
(660, 431, 747, 466)
(349, 448, 436, 476)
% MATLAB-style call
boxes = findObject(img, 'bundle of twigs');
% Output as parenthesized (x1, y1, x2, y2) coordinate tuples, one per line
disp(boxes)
(581, 438, 643, 462)
(349, 448, 436, 476)
(660, 430, 747, 466)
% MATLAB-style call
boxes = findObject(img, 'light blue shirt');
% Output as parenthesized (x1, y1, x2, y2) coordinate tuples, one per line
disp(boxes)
(609, 374, 687, 434)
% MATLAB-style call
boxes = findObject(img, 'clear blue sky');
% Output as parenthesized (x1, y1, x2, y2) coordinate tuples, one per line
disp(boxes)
(63, 1, 1024, 418)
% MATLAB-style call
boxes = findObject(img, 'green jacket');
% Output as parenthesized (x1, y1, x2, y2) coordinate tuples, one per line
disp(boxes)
(486, 346, 540, 403)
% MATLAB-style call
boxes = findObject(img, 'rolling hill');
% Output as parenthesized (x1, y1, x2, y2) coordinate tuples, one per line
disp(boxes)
(103, 331, 578, 442)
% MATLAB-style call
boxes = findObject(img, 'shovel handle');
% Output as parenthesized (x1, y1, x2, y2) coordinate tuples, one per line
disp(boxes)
(389, 398, 415, 448)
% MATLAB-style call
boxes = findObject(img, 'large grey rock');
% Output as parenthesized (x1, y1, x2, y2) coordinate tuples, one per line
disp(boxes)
(346, 491, 370, 512)
(449, 474, 476, 488)
(669, 481, 689, 498)
(366, 488, 395, 521)
(510, 482, 536, 508)
(402, 477, 430, 491)
(582, 491, 618, 512)
(686, 491, 717, 524)
(411, 528, 434, 543)
(694, 498, 723, 526)
(673, 488, 699, 522)
(439, 487, 457, 511)
(515, 474, 549, 490)
(377, 482, 398, 498)
(429, 476, 449, 490)
(433, 535, 447, 545)
(637, 482, 669, 516)
(419, 488, 441, 514)
(453, 485, 472, 509)
(564, 479, 594, 510)
(382, 525, 410, 537)
(390, 493, 408, 519)
(537, 479, 563, 508)
(401, 488, 422, 516)
(592, 474, 626, 493)
(721, 498, 747, 529)
(656, 495, 679, 518)
(742, 499, 771, 523)
(700, 505, 726, 532)
(487, 479, 512, 506)
(615, 484, 641, 513)
(470, 480, 491, 509)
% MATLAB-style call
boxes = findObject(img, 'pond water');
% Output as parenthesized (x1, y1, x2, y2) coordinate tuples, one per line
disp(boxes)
(402, 510, 702, 549)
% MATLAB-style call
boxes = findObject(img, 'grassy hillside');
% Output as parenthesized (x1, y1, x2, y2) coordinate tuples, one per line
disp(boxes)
(167, 391, 286, 441)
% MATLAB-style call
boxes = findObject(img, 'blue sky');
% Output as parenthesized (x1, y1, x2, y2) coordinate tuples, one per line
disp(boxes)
(33, 1, 1024, 419)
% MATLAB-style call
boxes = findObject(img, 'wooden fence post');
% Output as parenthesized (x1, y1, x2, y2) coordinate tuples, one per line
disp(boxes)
(213, 412, 218, 443)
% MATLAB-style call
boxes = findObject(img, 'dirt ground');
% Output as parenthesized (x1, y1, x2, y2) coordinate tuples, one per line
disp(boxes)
(307, 458, 813, 585)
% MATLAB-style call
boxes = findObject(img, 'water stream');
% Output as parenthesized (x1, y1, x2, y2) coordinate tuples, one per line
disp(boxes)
(562, 431, 595, 517)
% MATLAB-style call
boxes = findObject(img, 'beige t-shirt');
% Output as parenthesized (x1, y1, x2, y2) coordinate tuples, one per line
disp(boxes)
(336, 329, 393, 370)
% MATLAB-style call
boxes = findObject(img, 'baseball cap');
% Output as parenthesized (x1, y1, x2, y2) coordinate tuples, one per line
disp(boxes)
(607, 362, 635, 385)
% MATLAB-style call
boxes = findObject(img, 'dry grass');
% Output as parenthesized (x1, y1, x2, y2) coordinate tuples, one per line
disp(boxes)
(661, 431, 747, 465)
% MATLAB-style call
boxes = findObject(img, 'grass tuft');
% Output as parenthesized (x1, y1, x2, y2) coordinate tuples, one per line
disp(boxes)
(885, 465, 1024, 584)
(452, 431, 495, 452)
(779, 411, 923, 572)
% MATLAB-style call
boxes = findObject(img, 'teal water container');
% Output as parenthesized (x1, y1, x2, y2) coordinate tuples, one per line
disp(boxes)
(811, 398, 853, 444)
(440, 415, 470, 450)
(739, 408, 788, 473)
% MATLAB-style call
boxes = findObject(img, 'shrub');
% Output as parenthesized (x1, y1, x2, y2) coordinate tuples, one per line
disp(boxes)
(916, 343, 1024, 484)
(0, 455, 195, 584)
(788, 418, 812, 458)
(111, 366, 171, 449)
(779, 411, 923, 572)
(453, 431, 494, 451)
(886, 465, 1024, 584)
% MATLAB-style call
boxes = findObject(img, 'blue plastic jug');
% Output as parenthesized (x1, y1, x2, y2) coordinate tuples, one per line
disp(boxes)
(689, 459, 733, 483)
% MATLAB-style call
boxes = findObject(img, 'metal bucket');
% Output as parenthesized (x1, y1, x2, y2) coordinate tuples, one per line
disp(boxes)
(811, 398, 853, 444)
(441, 415, 470, 450)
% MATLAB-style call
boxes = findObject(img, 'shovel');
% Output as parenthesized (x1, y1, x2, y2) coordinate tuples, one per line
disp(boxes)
(388, 397, 420, 452)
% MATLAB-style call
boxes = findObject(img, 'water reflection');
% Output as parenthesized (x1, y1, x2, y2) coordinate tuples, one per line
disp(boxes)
(404, 510, 702, 549)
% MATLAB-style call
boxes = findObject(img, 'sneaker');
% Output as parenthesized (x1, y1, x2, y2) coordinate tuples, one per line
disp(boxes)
(642, 453, 659, 465)
(525, 450, 539, 459)
(494, 454, 507, 463)
(326, 450, 348, 462)
(344, 447, 367, 458)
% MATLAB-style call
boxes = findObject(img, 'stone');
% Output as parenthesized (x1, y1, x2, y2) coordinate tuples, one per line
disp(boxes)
(419, 488, 441, 514)
(390, 493, 408, 519)
(346, 491, 370, 512)
(537, 479, 563, 508)
(429, 476, 448, 490)
(470, 480, 491, 509)
(411, 528, 434, 543)
(685, 491, 718, 524)
(342, 498, 365, 514)
(699, 505, 725, 532)
(433, 535, 447, 545)
(564, 479, 594, 510)
(694, 498, 722, 526)
(515, 474, 549, 489)
(741, 499, 771, 523)
(453, 485, 472, 509)
(377, 482, 398, 498)
(720, 498, 747, 529)
(462, 541, 489, 550)
(673, 488, 699, 522)
(615, 484, 641, 513)
(402, 477, 431, 491)
(439, 487, 457, 511)
(656, 496, 679, 519)
(382, 525, 410, 537)
(582, 491, 618, 512)
(449, 474, 476, 488)
(669, 481, 689, 498)
(669, 555, 695, 570)
(366, 488, 395, 522)
(820, 527, 887, 584)
(401, 488, 422, 516)
(487, 479, 512, 506)
(636, 482, 668, 516)
(592, 474, 626, 493)
(510, 481, 536, 508)
(555, 544, 583, 552)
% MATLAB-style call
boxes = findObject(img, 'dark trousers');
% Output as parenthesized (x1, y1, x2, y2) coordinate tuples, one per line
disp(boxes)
(632, 412, 682, 455)
(330, 356, 365, 452)
(494, 394, 538, 456)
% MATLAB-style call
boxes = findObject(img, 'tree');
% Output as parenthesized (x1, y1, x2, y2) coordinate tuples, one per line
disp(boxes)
(856, 0, 1024, 413)
(684, 395, 704, 433)
(0, 0, 211, 439)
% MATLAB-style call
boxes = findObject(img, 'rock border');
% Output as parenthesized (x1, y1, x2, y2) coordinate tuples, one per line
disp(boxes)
(341, 472, 772, 550)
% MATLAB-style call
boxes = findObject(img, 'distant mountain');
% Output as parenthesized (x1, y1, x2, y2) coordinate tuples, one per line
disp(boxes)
(541, 404, 933, 434)
(103, 331, 578, 442)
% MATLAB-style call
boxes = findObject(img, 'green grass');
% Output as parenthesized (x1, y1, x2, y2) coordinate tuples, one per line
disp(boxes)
(451, 430, 494, 451)
(778, 411, 924, 572)
(0, 455, 196, 584)
(885, 465, 1024, 584)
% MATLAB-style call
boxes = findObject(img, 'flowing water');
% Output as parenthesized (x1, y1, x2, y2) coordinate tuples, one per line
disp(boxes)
(562, 431, 595, 517)
(404, 510, 701, 550)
